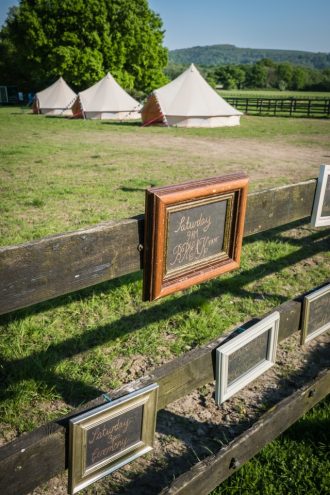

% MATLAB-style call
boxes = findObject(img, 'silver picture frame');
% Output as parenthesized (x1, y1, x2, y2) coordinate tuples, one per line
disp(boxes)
(311, 164, 330, 227)
(215, 312, 280, 405)
(301, 283, 330, 344)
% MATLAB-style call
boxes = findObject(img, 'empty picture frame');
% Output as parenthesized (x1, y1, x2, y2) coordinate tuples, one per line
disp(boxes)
(143, 172, 249, 301)
(311, 164, 330, 227)
(68, 383, 159, 494)
(215, 312, 280, 404)
(301, 283, 330, 345)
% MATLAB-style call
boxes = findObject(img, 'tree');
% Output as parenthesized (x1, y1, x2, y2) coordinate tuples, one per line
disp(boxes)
(276, 63, 293, 89)
(105, 0, 168, 92)
(164, 61, 187, 81)
(214, 65, 246, 89)
(0, 0, 168, 93)
(245, 62, 268, 88)
(291, 67, 307, 90)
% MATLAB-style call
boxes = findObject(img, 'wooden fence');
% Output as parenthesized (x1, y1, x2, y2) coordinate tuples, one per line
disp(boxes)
(0, 178, 329, 495)
(224, 97, 330, 118)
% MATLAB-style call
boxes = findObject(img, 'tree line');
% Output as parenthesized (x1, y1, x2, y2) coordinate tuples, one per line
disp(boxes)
(1, 1, 329, 96)
(166, 60, 330, 92)
(169, 44, 330, 70)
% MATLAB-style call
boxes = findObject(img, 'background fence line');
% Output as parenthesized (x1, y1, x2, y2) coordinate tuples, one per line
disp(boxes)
(224, 97, 330, 118)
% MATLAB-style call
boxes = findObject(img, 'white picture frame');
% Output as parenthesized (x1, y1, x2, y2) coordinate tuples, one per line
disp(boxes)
(301, 283, 330, 344)
(311, 164, 330, 227)
(215, 312, 280, 405)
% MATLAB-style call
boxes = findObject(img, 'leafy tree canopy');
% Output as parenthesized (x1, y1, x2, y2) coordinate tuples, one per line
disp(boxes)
(0, 0, 168, 93)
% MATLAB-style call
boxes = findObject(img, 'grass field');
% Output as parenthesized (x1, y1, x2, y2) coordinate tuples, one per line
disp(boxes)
(1, 106, 330, 246)
(0, 107, 329, 494)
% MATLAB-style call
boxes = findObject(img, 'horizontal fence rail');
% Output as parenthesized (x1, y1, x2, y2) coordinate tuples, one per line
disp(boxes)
(225, 97, 330, 118)
(161, 367, 330, 495)
(0, 280, 329, 495)
(0, 179, 317, 315)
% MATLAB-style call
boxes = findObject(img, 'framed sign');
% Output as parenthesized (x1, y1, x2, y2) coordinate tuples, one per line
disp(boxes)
(68, 383, 158, 494)
(301, 283, 330, 344)
(311, 164, 330, 227)
(215, 312, 280, 404)
(143, 173, 249, 301)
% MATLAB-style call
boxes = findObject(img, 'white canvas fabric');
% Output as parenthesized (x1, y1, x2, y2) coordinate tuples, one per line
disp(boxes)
(165, 115, 241, 127)
(72, 73, 141, 120)
(34, 77, 76, 115)
(142, 64, 242, 127)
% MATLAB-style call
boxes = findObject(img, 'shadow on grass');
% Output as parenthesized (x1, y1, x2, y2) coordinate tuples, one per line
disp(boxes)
(101, 121, 142, 127)
(120, 185, 157, 192)
(233, 111, 330, 120)
(0, 217, 319, 324)
(0, 223, 329, 407)
(283, 395, 330, 445)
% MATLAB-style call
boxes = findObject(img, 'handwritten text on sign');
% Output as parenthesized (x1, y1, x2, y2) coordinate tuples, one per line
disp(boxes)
(86, 406, 143, 468)
(228, 330, 270, 386)
(321, 175, 330, 217)
(307, 290, 330, 336)
(166, 200, 228, 274)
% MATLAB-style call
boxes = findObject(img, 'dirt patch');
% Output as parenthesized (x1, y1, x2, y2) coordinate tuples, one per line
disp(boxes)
(32, 331, 329, 495)
(66, 126, 330, 190)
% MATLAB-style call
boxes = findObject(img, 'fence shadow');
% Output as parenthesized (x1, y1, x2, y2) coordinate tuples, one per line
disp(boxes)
(0, 217, 320, 324)
(101, 121, 141, 127)
(0, 225, 329, 408)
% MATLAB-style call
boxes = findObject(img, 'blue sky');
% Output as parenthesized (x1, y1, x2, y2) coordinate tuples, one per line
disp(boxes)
(1, 0, 329, 53)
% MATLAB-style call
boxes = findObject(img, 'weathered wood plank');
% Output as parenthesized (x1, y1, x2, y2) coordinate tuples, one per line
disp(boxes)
(0, 217, 144, 315)
(0, 179, 317, 315)
(160, 367, 330, 495)
(0, 430, 65, 495)
(244, 179, 316, 236)
(0, 283, 320, 495)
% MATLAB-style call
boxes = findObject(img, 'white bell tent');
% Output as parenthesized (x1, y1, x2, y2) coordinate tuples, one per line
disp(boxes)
(71, 73, 141, 120)
(32, 77, 76, 116)
(141, 64, 242, 127)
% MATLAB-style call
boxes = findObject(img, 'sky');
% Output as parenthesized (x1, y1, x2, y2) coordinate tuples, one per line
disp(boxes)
(1, 0, 329, 53)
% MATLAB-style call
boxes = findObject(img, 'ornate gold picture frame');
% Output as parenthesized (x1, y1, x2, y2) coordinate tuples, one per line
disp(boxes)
(68, 384, 159, 494)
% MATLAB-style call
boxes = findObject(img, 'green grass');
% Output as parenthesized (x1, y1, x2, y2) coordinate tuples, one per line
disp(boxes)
(0, 107, 329, 492)
(212, 397, 330, 495)
(0, 106, 329, 246)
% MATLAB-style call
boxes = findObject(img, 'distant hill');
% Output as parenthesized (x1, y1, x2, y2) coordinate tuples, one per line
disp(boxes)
(169, 44, 330, 69)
